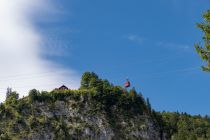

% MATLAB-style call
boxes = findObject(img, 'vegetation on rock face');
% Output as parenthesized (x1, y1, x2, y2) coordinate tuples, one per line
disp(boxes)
(0, 72, 160, 140)
(157, 112, 210, 140)
(195, 10, 210, 72)
(0, 72, 210, 140)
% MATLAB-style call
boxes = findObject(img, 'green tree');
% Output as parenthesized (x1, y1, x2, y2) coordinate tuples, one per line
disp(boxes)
(129, 87, 137, 100)
(112, 86, 124, 95)
(80, 72, 99, 89)
(195, 10, 210, 71)
(172, 130, 187, 140)
(102, 80, 112, 93)
(28, 89, 39, 102)
(80, 72, 113, 94)
(146, 98, 152, 113)
(187, 133, 197, 140)
(5, 92, 19, 105)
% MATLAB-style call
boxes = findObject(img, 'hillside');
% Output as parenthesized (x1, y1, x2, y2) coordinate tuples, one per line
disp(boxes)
(0, 72, 210, 140)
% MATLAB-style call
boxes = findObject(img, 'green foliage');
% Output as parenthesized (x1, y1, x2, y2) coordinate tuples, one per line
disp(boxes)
(28, 89, 39, 103)
(80, 72, 99, 89)
(0, 72, 152, 139)
(158, 112, 210, 140)
(195, 10, 210, 71)
(80, 72, 113, 94)
(146, 98, 152, 114)
(5, 92, 19, 105)
(1, 72, 210, 140)
(129, 87, 137, 99)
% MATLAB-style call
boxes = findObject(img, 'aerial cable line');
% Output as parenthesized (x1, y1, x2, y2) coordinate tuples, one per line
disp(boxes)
(0, 70, 61, 80)
(0, 71, 65, 81)
(0, 66, 199, 88)
(0, 54, 189, 81)
(147, 66, 199, 76)
(126, 54, 185, 65)
(7, 83, 61, 89)
(0, 83, 64, 91)
(126, 66, 200, 81)
(137, 66, 200, 81)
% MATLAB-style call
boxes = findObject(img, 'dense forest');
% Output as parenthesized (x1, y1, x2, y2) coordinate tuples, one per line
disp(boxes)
(0, 72, 210, 140)
(160, 112, 210, 140)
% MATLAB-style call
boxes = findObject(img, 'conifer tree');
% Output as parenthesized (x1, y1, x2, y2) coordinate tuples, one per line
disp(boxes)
(195, 10, 210, 71)
(146, 98, 152, 113)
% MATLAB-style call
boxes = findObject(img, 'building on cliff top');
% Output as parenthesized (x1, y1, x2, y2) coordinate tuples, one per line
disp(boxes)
(54, 85, 69, 91)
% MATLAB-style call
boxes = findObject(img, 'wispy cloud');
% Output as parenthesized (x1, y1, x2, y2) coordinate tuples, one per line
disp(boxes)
(124, 34, 145, 45)
(156, 41, 191, 51)
(0, 0, 80, 102)
(42, 32, 73, 57)
(124, 33, 191, 51)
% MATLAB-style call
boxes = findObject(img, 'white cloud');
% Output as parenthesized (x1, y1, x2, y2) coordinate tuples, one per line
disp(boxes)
(124, 34, 145, 45)
(124, 34, 191, 52)
(0, 0, 80, 102)
(156, 41, 191, 51)
(42, 31, 73, 57)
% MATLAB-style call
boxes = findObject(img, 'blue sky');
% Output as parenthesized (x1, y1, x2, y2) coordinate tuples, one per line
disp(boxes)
(39, 0, 210, 115)
(1, 0, 210, 115)
(41, 0, 210, 115)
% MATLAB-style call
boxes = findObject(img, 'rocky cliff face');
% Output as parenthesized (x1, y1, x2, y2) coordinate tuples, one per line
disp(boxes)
(0, 90, 165, 140)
